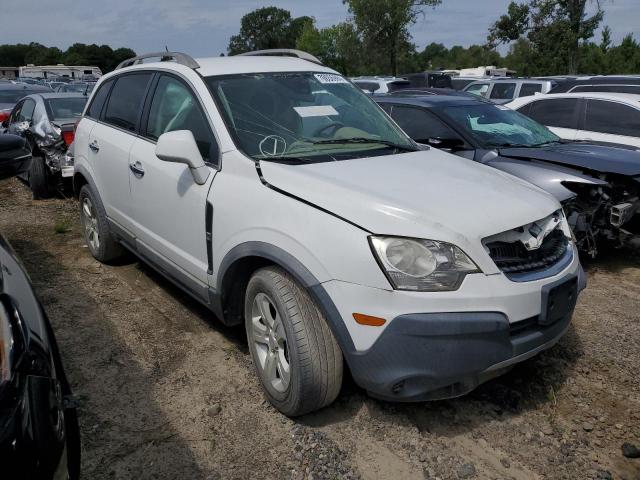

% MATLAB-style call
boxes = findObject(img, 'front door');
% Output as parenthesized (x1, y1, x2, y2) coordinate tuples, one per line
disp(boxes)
(129, 73, 219, 286)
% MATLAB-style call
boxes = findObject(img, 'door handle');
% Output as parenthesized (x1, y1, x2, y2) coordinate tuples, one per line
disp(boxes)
(129, 161, 145, 178)
(89, 140, 99, 153)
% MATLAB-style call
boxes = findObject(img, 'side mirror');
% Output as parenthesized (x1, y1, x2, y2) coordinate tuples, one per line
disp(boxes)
(155, 130, 210, 185)
(423, 137, 465, 150)
(0, 134, 32, 180)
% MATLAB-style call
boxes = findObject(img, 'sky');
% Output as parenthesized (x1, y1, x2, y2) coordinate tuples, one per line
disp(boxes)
(3, 0, 639, 57)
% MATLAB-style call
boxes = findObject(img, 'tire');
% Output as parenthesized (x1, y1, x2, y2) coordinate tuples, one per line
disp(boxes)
(79, 184, 124, 262)
(245, 266, 343, 416)
(29, 155, 51, 200)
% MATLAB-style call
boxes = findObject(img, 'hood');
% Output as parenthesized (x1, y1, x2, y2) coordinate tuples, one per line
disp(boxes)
(499, 142, 640, 177)
(259, 149, 560, 272)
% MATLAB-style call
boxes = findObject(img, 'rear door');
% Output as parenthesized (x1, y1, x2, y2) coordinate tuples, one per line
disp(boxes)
(522, 97, 580, 140)
(88, 72, 153, 233)
(576, 99, 640, 148)
(128, 73, 218, 288)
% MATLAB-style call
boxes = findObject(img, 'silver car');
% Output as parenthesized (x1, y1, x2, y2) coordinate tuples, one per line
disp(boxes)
(464, 78, 556, 104)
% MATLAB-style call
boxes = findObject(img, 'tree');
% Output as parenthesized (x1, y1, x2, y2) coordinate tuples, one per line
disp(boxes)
(600, 25, 612, 52)
(343, 0, 442, 75)
(227, 7, 311, 55)
(488, 0, 606, 74)
(296, 21, 364, 75)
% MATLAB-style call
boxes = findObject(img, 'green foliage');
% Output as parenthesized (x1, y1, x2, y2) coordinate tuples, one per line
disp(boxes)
(0, 42, 135, 73)
(344, 0, 442, 75)
(488, 0, 606, 74)
(227, 7, 312, 55)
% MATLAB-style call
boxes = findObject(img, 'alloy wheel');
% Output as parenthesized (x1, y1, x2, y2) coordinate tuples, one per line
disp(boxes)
(250, 292, 291, 393)
(81, 196, 100, 252)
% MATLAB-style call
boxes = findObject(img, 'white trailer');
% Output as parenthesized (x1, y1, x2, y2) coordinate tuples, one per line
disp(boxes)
(19, 64, 102, 80)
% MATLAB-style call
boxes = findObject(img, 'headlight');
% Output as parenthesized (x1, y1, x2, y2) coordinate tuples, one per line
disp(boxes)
(370, 236, 480, 291)
(0, 301, 15, 388)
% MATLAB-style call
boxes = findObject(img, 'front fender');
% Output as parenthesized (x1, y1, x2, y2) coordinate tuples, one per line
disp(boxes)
(487, 157, 607, 202)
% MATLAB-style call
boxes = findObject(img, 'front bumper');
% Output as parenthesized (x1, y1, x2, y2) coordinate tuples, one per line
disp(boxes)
(321, 247, 585, 402)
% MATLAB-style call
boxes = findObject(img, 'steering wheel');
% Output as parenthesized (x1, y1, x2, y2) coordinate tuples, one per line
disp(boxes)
(312, 121, 345, 138)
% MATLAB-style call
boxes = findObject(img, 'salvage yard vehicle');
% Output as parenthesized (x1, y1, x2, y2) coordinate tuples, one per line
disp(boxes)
(376, 94, 640, 257)
(548, 75, 640, 94)
(0, 139, 80, 478)
(351, 76, 411, 94)
(73, 50, 585, 416)
(507, 92, 640, 149)
(463, 78, 555, 104)
(3, 93, 86, 198)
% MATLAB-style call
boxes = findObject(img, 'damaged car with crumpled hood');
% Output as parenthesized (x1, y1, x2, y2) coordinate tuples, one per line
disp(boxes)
(376, 94, 640, 257)
(2, 93, 86, 199)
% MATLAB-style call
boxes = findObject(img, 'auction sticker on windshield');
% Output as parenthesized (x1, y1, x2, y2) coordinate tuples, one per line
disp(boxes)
(314, 73, 349, 84)
(293, 105, 339, 117)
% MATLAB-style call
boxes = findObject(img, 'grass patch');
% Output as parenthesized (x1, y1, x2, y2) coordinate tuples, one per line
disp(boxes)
(54, 219, 72, 234)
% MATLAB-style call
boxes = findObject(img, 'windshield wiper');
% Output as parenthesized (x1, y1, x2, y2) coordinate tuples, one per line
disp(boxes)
(256, 155, 314, 164)
(312, 137, 418, 152)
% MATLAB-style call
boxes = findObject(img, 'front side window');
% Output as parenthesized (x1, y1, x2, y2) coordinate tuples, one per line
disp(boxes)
(389, 105, 459, 142)
(490, 83, 517, 100)
(465, 83, 489, 96)
(584, 100, 640, 137)
(527, 98, 578, 129)
(104, 73, 152, 132)
(205, 72, 415, 162)
(146, 75, 218, 163)
(439, 104, 559, 148)
(519, 83, 543, 97)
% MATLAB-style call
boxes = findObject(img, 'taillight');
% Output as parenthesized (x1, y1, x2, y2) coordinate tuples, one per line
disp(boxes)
(62, 130, 75, 146)
(0, 110, 10, 123)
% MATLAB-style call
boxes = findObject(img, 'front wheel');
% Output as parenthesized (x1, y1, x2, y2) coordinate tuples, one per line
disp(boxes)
(245, 266, 343, 416)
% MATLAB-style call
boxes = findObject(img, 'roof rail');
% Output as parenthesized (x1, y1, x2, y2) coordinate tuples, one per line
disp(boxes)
(115, 52, 200, 70)
(236, 49, 323, 66)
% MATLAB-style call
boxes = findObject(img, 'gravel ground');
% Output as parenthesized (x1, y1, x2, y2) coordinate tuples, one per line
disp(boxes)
(0, 177, 638, 480)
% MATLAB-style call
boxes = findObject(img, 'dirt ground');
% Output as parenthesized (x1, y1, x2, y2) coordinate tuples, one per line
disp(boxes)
(0, 177, 639, 480)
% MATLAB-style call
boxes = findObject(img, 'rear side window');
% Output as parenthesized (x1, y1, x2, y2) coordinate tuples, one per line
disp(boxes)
(86, 79, 112, 118)
(519, 83, 543, 97)
(103, 73, 152, 131)
(490, 83, 517, 100)
(584, 100, 640, 137)
(527, 98, 578, 129)
(146, 75, 218, 164)
(390, 105, 459, 142)
(18, 98, 36, 122)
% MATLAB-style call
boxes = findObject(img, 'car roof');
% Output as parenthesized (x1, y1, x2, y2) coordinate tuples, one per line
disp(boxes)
(36, 93, 88, 100)
(375, 94, 489, 107)
(108, 56, 337, 79)
(514, 91, 640, 103)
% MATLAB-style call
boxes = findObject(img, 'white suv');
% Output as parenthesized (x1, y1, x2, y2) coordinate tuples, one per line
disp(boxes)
(73, 50, 585, 416)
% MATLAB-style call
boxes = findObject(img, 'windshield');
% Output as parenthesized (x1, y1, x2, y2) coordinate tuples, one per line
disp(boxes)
(438, 104, 560, 148)
(46, 97, 87, 120)
(205, 72, 415, 162)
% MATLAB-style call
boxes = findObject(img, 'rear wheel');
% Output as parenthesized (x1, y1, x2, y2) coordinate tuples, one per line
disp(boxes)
(245, 266, 343, 416)
(29, 155, 51, 200)
(79, 184, 124, 262)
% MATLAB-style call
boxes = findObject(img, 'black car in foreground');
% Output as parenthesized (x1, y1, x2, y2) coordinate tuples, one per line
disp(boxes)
(0, 134, 80, 478)
(376, 94, 640, 257)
